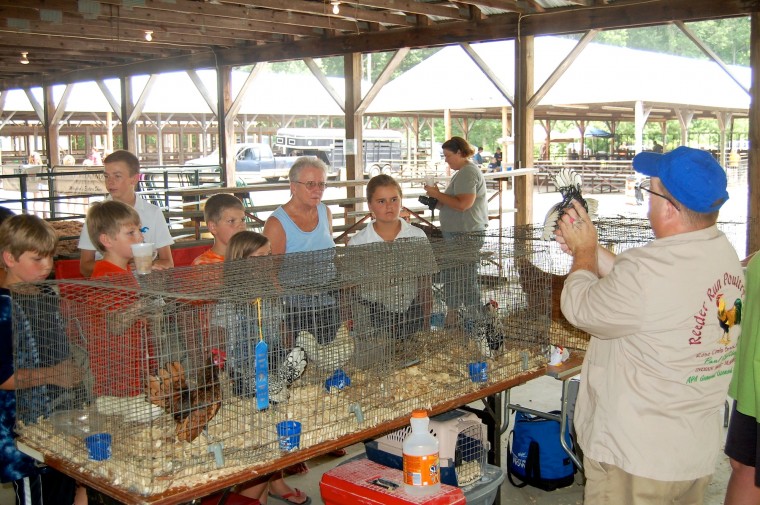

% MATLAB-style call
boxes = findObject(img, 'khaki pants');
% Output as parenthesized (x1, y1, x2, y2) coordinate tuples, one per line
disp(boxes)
(583, 457, 711, 505)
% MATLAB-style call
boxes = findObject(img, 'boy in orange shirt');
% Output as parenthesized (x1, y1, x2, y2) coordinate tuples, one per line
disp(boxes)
(192, 193, 247, 265)
(85, 200, 152, 397)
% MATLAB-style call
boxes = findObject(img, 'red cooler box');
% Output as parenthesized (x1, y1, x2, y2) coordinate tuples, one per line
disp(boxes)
(320, 458, 465, 505)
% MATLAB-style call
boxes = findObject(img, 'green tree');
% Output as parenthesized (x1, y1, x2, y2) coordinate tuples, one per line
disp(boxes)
(594, 17, 750, 65)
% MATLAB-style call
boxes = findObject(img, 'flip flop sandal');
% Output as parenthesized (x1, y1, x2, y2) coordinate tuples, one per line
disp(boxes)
(268, 488, 312, 505)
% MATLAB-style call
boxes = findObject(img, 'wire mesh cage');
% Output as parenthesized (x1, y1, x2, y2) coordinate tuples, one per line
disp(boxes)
(12, 232, 550, 498)
(532, 217, 750, 351)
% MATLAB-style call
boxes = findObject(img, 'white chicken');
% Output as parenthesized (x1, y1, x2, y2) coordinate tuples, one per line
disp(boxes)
(295, 322, 354, 372)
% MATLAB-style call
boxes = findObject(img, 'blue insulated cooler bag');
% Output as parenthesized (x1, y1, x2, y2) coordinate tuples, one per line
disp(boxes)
(507, 410, 575, 491)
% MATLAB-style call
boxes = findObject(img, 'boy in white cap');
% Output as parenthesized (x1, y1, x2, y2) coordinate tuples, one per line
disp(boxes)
(555, 146, 744, 504)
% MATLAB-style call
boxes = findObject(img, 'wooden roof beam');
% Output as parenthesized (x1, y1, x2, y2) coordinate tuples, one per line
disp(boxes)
(452, 0, 534, 14)
(191, 0, 414, 26)
(1, 20, 279, 50)
(340, 0, 465, 20)
(528, 29, 598, 108)
(1, 7, 327, 40)
(2, 0, 756, 91)
(356, 47, 410, 115)
(0, 33, 180, 57)
(50, 0, 368, 32)
(675, 20, 750, 95)
(461, 42, 513, 105)
(304, 58, 345, 113)
(518, 0, 759, 36)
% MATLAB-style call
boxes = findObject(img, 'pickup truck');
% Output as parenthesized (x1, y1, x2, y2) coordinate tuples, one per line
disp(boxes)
(184, 143, 301, 182)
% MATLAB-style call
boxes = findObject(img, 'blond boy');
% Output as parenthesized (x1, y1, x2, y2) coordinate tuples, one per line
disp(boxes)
(79, 150, 173, 277)
(192, 193, 247, 265)
(87, 200, 145, 277)
(85, 200, 154, 397)
(0, 215, 82, 504)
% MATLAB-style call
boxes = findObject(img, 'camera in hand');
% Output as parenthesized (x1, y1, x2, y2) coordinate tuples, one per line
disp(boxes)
(418, 195, 438, 211)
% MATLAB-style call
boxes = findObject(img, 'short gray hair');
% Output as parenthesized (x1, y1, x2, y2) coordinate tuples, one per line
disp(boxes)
(289, 156, 328, 182)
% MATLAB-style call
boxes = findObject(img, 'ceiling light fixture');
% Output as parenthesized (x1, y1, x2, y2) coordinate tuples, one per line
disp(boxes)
(20, 52, 29, 65)
(331, 1, 340, 15)
(144, 30, 153, 42)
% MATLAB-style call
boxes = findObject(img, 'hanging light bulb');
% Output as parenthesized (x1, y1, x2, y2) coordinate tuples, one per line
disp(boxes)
(20, 52, 29, 65)
(144, 30, 153, 42)
(331, 1, 340, 15)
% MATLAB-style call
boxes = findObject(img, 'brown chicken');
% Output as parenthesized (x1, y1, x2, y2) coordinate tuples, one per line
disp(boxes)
(515, 239, 591, 349)
(149, 356, 222, 442)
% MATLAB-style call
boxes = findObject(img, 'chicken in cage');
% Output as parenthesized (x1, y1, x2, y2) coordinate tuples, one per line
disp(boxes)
(12, 232, 551, 499)
(513, 218, 749, 352)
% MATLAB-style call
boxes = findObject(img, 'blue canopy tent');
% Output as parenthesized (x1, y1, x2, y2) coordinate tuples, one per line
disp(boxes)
(585, 126, 613, 138)
(584, 126, 613, 158)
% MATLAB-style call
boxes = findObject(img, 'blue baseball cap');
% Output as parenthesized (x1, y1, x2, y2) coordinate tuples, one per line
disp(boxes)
(632, 146, 728, 213)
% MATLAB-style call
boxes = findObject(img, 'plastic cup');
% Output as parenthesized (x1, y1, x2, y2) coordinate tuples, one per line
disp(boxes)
(424, 175, 436, 187)
(276, 421, 301, 452)
(325, 369, 351, 391)
(430, 312, 445, 328)
(85, 433, 112, 461)
(468, 362, 488, 383)
(131, 242, 156, 274)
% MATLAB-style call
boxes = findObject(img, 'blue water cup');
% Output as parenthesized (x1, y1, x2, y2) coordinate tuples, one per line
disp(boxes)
(277, 421, 302, 452)
(85, 433, 112, 461)
(468, 362, 488, 383)
(325, 369, 351, 391)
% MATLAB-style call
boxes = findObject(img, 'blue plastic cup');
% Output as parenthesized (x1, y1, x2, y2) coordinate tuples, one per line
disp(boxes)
(325, 369, 351, 391)
(430, 312, 445, 328)
(468, 362, 488, 383)
(277, 421, 302, 452)
(85, 433, 112, 461)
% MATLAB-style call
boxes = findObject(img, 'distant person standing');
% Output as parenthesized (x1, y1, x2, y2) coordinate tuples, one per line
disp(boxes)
(473, 146, 484, 166)
(488, 147, 502, 172)
(78, 150, 174, 277)
(423, 137, 488, 328)
(87, 147, 102, 166)
(26, 152, 42, 166)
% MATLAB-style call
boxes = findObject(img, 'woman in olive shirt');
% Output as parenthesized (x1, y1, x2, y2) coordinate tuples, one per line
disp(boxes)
(422, 136, 488, 327)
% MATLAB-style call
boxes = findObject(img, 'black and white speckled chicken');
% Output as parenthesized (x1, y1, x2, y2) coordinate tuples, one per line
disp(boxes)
(474, 300, 505, 358)
(266, 346, 307, 403)
(541, 167, 598, 240)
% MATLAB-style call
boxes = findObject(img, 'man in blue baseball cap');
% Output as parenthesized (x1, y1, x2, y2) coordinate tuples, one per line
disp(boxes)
(554, 146, 743, 504)
(633, 146, 729, 216)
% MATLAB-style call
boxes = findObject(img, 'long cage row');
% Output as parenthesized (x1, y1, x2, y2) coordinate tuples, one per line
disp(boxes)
(12, 230, 552, 498)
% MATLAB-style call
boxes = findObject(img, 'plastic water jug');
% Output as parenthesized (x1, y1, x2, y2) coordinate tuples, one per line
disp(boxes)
(402, 409, 440, 496)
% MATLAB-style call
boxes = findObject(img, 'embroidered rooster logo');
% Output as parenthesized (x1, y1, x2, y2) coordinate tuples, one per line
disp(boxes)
(716, 293, 742, 346)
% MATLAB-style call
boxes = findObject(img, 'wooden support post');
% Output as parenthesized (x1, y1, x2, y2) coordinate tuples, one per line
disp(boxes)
(344, 53, 363, 222)
(513, 36, 534, 226)
(748, 13, 760, 255)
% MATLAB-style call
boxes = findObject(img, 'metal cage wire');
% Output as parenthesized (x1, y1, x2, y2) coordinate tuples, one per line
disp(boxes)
(12, 230, 551, 496)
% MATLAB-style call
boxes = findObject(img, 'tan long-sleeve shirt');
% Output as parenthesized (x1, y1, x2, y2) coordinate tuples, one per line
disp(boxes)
(561, 225, 744, 481)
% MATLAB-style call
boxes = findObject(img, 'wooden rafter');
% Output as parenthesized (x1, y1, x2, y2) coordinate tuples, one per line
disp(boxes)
(0, 0, 754, 92)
